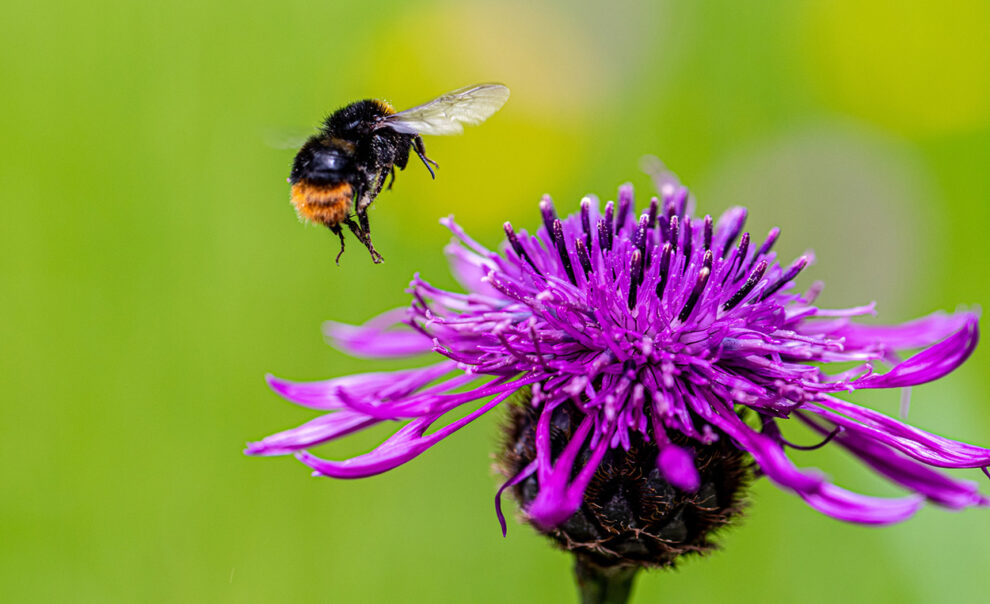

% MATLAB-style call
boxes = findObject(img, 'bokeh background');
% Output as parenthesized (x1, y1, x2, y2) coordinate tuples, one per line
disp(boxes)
(3, 0, 990, 602)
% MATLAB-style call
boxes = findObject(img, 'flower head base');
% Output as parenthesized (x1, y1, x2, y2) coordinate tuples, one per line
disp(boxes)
(248, 177, 990, 562)
(501, 388, 751, 567)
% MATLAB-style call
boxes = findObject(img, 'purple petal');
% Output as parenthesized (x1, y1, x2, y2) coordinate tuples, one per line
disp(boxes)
(295, 391, 511, 479)
(265, 362, 456, 410)
(720, 421, 823, 493)
(354, 375, 540, 421)
(806, 311, 975, 351)
(836, 315, 978, 389)
(701, 399, 926, 523)
(441, 214, 493, 256)
(799, 413, 988, 509)
(656, 443, 700, 492)
(495, 460, 538, 537)
(526, 414, 611, 528)
(689, 396, 823, 492)
(445, 240, 501, 297)
(800, 483, 924, 525)
(324, 308, 433, 358)
(809, 396, 990, 468)
(245, 410, 379, 456)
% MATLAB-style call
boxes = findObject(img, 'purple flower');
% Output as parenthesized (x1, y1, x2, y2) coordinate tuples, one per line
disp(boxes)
(247, 179, 989, 536)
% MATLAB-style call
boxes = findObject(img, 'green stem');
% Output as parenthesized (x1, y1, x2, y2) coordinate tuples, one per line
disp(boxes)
(573, 554, 640, 604)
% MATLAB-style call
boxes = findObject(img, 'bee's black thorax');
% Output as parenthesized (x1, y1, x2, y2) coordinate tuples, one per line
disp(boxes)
(322, 100, 391, 138)
(290, 99, 415, 193)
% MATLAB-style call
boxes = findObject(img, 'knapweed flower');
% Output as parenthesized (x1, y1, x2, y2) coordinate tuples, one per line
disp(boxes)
(248, 178, 989, 569)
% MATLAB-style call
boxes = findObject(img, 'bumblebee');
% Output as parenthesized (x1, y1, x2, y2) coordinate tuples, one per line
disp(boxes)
(289, 83, 510, 264)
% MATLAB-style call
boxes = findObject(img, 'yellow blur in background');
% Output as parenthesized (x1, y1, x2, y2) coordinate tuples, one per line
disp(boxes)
(1, 0, 989, 602)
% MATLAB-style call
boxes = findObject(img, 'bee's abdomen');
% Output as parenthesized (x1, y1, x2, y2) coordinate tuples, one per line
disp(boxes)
(291, 181, 353, 227)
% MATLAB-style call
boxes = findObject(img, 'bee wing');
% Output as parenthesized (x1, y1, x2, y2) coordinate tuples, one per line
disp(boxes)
(378, 84, 510, 136)
(262, 127, 315, 150)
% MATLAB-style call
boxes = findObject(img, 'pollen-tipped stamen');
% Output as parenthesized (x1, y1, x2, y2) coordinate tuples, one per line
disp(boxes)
(723, 259, 768, 311)
(635, 214, 650, 278)
(669, 216, 680, 254)
(635, 214, 649, 254)
(656, 242, 673, 300)
(658, 209, 670, 242)
(681, 217, 693, 275)
(726, 232, 750, 281)
(647, 197, 659, 230)
(628, 250, 643, 310)
(576, 238, 593, 277)
(504, 222, 541, 275)
(598, 219, 613, 253)
(604, 200, 615, 237)
(541, 196, 558, 244)
(616, 186, 633, 234)
(580, 197, 593, 251)
(553, 219, 577, 285)
(759, 256, 809, 301)
(703, 215, 713, 252)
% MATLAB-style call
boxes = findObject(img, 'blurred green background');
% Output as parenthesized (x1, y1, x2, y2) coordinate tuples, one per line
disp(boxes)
(3, 0, 990, 602)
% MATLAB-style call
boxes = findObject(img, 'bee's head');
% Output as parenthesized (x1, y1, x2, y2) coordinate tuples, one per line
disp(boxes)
(290, 139, 353, 184)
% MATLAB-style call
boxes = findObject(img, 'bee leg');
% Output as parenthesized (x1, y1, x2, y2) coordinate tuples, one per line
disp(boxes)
(355, 172, 388, 235)
(413, 135, 438, 179)
(371, 170, 389, 200)
(345, 217, 383, 264)
(355, 188, 376, 232)
(357, 204, 372, 237)
(350, 183, 375, 240)
(328, 223, 346, 266)
(387, 167, 396, 190)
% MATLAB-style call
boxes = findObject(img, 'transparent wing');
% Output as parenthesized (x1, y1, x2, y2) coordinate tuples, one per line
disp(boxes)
(379, 84, 510, 136)
(262, 127, 315, 150)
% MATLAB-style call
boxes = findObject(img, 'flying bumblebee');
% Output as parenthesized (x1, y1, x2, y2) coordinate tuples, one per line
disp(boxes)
(289, 83, 510, 264)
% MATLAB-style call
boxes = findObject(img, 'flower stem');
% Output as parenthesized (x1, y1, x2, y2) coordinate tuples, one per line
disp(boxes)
(573, 554, 639, 604)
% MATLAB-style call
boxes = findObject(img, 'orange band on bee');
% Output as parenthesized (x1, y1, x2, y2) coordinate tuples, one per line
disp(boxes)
(291, 181, 353, 227)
